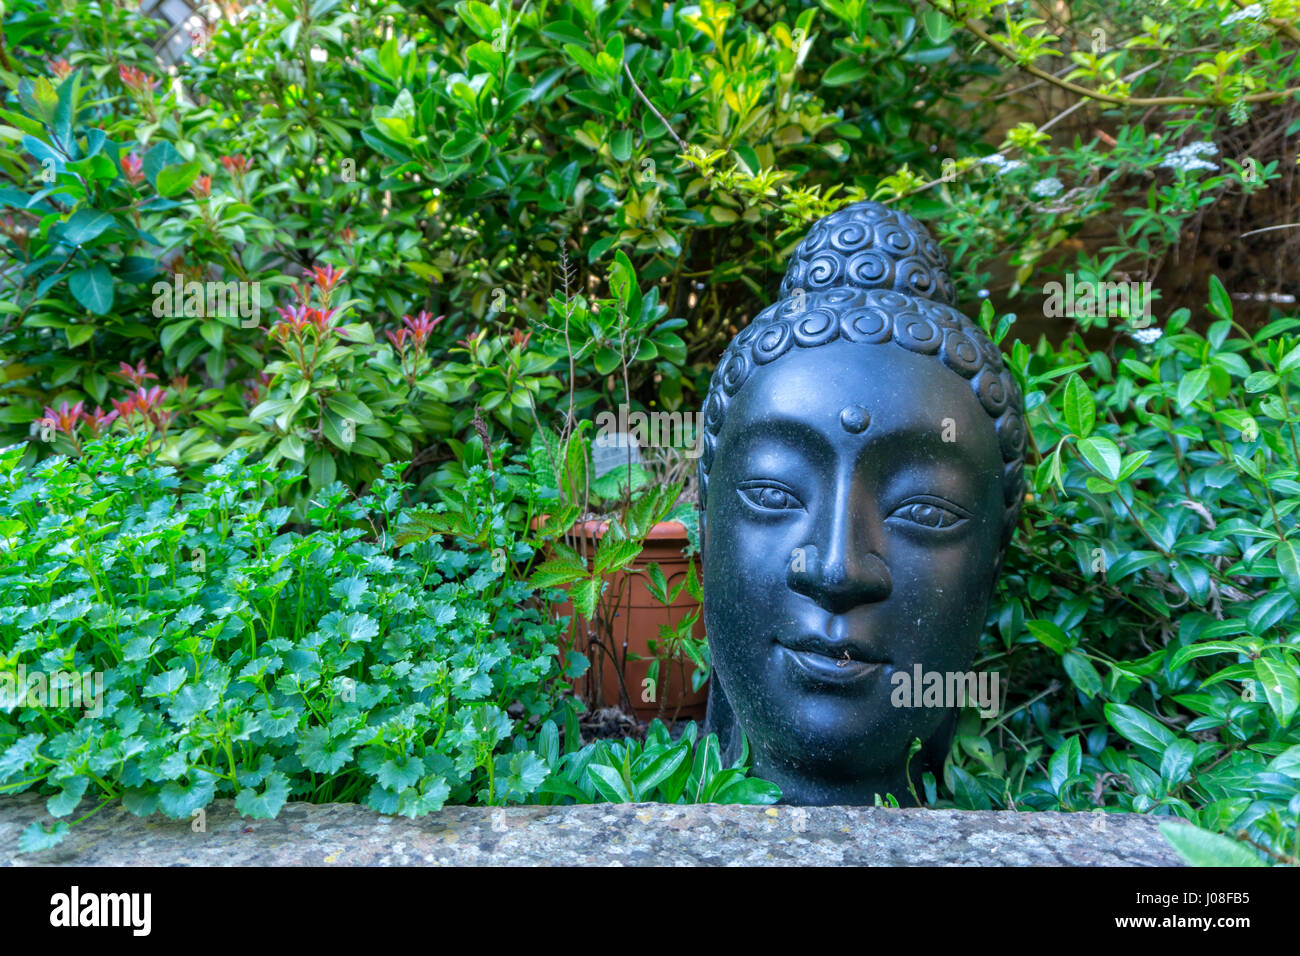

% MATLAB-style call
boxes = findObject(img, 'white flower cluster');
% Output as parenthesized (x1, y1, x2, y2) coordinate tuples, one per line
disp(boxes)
(1130, 327, 1163, 344)
(1223, 3, 1265, 25)
(1159, 141, 1219, 173)
(977, 153, 1026, 174)
(1030, 176, 1064, 198)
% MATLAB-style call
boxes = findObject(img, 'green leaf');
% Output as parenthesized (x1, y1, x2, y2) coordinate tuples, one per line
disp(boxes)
(1063, 651, 1102, 698)
(1279, 343, 1300, 374)
(1160, 738, 1196, 786)
(308, 450, 337, 488)
(588, 763, 634, 802)
(1159, 822, 1265, 867)
(1062, 374, 1095, 438)
(46, 777, 88, 817)
(1177, 368, 1211, 409)
(1077, 435, 1121, 480)
(324, 392, 375, 424)
(68, 264, 114, 315)
(921, 9, 954, 41)
(632, 745, 689, 797)
(1276, 539, 1300, 601)
(1117, 450, 1151, 481)
(18, 820, 70, 854)
(157, 775, 216, 818)
(156, 161, 202, 198)
(61, 209, 115, 246)
(1048, 735, 1081, 794)
(1254, 655, 1299, 727)
(1237, 369, 1279, 392)
(1026, 619, 1072, 653)
(1169, 641, 1252, 670)
(823, 58, 871, 86)
(610, 128, 633, 163)
(234, 772, 291, 819)
(1206, 275, 1232, 322)
(1104, 703, 1177, 752)
(595, 538, 641, 574)
(711, 775, 782, 804)
(529, 557, 588, 589)
(571, 576, 602, 620)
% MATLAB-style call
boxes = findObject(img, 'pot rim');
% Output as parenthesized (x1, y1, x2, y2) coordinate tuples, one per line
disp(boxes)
(532, 515, 694, 541)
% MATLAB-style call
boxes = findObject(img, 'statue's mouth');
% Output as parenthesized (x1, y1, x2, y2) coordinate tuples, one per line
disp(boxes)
(776, 635, 890, 684)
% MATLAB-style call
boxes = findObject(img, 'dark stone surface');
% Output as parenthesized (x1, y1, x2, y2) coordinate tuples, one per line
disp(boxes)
(699, 200, 1029, 803)
(0, 794, 1186, 866)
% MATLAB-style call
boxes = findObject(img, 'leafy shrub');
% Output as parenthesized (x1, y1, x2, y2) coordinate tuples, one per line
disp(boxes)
(0, 0, 990, 464)
(942, 279, 1300, 864)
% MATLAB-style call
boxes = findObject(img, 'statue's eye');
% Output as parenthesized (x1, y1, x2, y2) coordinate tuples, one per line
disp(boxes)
(888, 497, 969, 529)
(737, 481, 804, 512)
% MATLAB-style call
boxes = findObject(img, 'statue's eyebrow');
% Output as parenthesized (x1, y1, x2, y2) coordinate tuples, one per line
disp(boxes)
(728, 415, 836, 463)
(851, 420, 984, 468)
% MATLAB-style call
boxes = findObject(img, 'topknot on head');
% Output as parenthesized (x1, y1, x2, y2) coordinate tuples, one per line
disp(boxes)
(778, 201, 956, 307)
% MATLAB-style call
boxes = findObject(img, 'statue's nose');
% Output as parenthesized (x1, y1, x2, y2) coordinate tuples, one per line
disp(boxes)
(787, 538, 891, 613)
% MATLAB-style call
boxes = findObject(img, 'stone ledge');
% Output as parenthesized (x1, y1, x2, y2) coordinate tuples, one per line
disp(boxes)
(0, 794, 1186, 866)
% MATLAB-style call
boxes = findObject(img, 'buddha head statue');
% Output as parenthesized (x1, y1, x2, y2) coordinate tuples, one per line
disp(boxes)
(697, 200, 1025, 805)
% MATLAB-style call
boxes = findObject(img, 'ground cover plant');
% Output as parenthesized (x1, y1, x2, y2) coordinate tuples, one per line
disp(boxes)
(0, 434, 777, 851)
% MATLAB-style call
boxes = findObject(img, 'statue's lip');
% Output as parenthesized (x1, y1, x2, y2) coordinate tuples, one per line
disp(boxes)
(777, 635, 889, 665)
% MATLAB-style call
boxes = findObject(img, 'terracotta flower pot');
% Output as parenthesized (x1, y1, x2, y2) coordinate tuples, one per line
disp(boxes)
(543, 518, 708, 722)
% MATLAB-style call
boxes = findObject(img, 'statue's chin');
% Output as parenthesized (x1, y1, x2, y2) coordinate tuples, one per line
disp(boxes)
(753, 752, 919, 807)
(721, 699, 956, 806)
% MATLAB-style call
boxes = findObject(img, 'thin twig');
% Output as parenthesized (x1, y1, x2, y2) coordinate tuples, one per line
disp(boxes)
(924, 0, 1300, 107)
(1240, 223, 1300, 238)
(622, 60, 701, 168)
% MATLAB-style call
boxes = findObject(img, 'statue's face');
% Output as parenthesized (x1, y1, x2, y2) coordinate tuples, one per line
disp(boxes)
(703, 340, 1005, 791)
